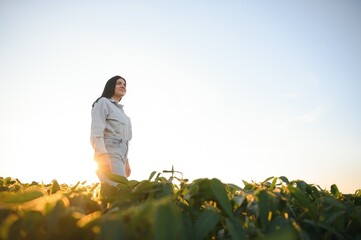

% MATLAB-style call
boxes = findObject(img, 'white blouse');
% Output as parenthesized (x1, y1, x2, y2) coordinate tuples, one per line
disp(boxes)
(90, 97, 132, 156)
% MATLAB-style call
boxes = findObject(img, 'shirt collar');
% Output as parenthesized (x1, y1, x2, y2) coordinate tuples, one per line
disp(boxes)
(108, 97, 124, 107)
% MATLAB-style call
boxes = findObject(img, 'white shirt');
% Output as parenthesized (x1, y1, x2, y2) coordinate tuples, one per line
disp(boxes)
(90, 97, 132, 156)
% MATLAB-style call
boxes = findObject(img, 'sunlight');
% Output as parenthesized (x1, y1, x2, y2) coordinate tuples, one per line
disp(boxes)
(57, 160, 99, 184)
(1, 0, 360, 195)
(4, 137, 100, 185)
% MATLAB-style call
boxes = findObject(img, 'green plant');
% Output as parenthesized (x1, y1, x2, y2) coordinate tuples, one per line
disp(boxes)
(0, 170, 360, 240)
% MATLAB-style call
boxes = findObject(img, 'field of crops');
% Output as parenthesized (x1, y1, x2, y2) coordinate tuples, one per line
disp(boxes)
(1, 168, 360, 240)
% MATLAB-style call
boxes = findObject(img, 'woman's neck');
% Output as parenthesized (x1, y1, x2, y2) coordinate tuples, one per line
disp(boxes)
(111, 96, 121, 102)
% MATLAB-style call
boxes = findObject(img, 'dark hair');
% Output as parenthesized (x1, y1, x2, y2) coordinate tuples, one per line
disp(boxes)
(92, 75, 126, 107)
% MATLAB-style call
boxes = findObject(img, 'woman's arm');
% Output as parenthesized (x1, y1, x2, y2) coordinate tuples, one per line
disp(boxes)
(126, 159, 131, 177)
(90, 98, 108, 156)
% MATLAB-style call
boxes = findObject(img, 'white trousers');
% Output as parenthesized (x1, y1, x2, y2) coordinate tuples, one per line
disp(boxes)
(96, 138, 128, 186)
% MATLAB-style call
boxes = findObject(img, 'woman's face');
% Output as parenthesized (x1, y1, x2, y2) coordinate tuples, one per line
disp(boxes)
(113, 78, 126, 100)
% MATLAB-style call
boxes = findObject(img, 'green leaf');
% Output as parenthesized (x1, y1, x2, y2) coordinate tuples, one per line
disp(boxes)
(148, 171, 157, 181)
(89, 182, 99, 192)
(99, 217, 126, 240)
(179, 213, 193, 240)
(323, 196, 346, 210)
(21, 211, 45, 239)
(155, 172, 161, 180)
(331, 184, 341, 197)
(270, 177, 278, 190)
(154, 202, 180, 240)
(303, 219, 345, 239)
(4, 177, 12, 185)
(262, 176, 274, 184)
(227, 183, 243, 191)
(288, 184, 317, 219)
(267, 216, 296, 239)
(128, 180, 139, 187)
(184, 182, 199, 201)
(307, 185, 320, 200)
(77, 211, 102, 228)
(258, 190, 272, 232)
(132, 180, 155, 194)
(194, 208, 220, 240)
(242, 180, 253, 190)
(105, 173, 129, 185)
(210, 178, 233, 217)
(0, 190, 44, 204)
(279, 176, 289, 184)
(70, 181, 80, 191)
(50, 180, 61, 194)
(225, 217, 246, 239)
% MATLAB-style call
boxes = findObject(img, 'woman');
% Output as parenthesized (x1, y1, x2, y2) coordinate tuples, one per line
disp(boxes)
(91, 75, 132, 186)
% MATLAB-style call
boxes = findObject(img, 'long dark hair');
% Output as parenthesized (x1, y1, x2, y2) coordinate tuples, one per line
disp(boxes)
(92, 75, 126, 107)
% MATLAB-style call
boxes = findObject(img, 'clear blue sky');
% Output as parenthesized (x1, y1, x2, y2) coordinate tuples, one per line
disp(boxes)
(1, 1, 360, 193)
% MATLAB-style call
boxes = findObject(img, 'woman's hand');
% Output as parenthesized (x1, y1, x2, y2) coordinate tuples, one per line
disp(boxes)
(96, 154, 111, 174)
(126, 159, 131, 177)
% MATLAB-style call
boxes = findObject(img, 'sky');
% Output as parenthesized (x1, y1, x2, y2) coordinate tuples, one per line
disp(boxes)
(0, 1, 360, 193)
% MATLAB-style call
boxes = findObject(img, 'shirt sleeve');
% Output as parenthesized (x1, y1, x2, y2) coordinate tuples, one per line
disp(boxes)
(90, 98, 108, 155)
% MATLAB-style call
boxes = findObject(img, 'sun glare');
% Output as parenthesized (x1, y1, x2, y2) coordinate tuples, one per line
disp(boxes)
(33, 157, 99, 185)
(63, 160, 99, 185)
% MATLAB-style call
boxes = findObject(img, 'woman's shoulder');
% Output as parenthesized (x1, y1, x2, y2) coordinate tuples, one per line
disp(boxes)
(97, 97, 109, 102)
(92, 97, 112, 108)
(96, 97, 112, 104)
